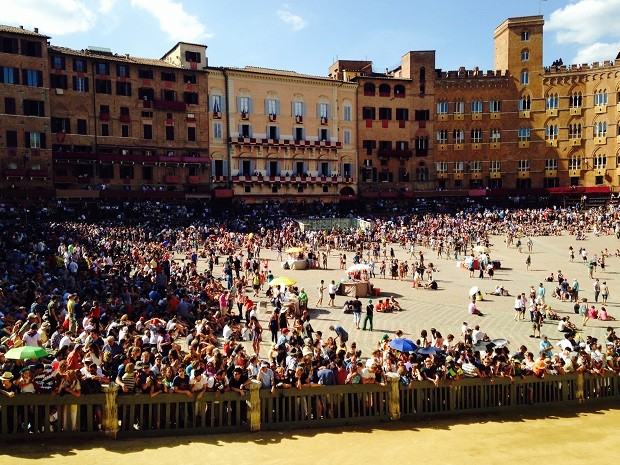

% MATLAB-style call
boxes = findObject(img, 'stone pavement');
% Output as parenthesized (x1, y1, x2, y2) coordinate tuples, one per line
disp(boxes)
(202, 232, 620, 358)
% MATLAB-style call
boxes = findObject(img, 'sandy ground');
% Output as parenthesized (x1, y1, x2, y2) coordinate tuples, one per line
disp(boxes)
(2, 403, 619, 464)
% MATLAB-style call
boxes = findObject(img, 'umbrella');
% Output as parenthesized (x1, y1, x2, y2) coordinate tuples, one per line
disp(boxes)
(270, 276, 297, 288)
(416, 346, 445, 356)
(491, 338, 510, 349)
(473, 341, 496, 352)
(389, 338, 418, 353)
(468, 286, 480, 297)
(286, 247, 304, 254)
(346, 263, 371, 273)
(473, 245, 490, 254)
(4, 346, 49, 360)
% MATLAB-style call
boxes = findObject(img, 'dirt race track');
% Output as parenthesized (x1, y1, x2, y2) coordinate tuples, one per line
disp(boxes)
(2, 402, 618, 465)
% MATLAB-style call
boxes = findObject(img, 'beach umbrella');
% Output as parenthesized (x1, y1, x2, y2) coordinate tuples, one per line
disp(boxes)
(473, 341, 496, 352)
(286, 247, 304, 254)
(468, 286, 480, 297)
(491, 338, 510, 348)
(270, 276, 297, 288)
(4, 346, 49, 360)
(473, 245, 490, 254)
(389, 338, 418, 353)
(346, 263, 371, 273)
(416, 346, 445, 356)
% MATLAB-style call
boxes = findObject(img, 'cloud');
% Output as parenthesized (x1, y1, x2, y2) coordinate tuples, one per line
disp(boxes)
(98, 0, 118, 13)
(276, 9, 308, 31)
(2, 0, 96, 35)
(131, 0, 213, 43)
(547, 0, 620, 62)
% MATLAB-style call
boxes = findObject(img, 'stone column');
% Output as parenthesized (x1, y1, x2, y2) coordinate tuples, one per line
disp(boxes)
(102, 384, 120, 438)
(386, 373, 401, 421)
(248, 380, 262, 432)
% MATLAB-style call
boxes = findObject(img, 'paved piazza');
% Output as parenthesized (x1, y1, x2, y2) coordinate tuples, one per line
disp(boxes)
(220, 232, 620, 358)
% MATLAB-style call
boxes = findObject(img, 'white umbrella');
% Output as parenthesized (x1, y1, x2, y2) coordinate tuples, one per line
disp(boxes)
(473, 245, 491, 254)
(468, 286, 480, 297)
(346, 263, 371, 273)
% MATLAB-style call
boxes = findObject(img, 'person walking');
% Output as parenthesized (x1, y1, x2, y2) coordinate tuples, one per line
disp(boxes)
(601, 281, 609, 305)
(316, 280, 325, 307)
(593, 278, 600, 303)
(352, 298, 362, 330)
(327, 280, 338, 307)
(525, 255, 531, 271)
(362, 299, 374, 331)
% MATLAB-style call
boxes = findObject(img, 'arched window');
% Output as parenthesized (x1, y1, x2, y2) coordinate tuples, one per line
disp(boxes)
(394, 84, 405, 97)
(415, 162, 428, 181)
(363, 82, 375, 96)
(379, 84, 391, 97)
(419, 67, 426, 94)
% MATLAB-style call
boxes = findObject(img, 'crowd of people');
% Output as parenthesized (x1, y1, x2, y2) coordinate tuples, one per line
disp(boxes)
(1, 197, 620, 431)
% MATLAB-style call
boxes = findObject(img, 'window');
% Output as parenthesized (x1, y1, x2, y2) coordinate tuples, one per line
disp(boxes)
(395, 108, 408, 121)
(73, 76, 89, 92)
(454, 101, 465, 114)
(362, 140, 376, 155)
(545, 93, 559, 109)
(545, 125, 558, 140)
(4, 97, 16, 114)
(161, 89, 176, 101)
(396, 141, 408, 150)
(436, 130, 447, 144)
(51, 117, 71, 133)
(24, 69, 42, 87)
(362, 107, 376, 120)
(120, 165, 134, 180)
(343, 104, 352, 121)
(436, 162, 448, 173)
(292, 101, 305, 117)
(471, 100, 483, 114)
(379, 84, 391, 97)
(50, 74, 68, 89)
(25, 132, 46, 148)
(143, 124, 153, 140)
(268, 125, 279, 139)
(437, 101, 448, 115)
(414, 110, 430, 121)
(95, 79, 112, 94)
(518, 127, 531, 141)
(138, 69, 153, 79)
(1, 37, 18, 54)
(184, 92, 199, 104)
(1, 66, 19, 84)
(569, 157, 581, 170)
(121, 125, 129, 137)
(594, 154, 607, 169)
(343, 129, 351, 144)
(394, 85, 405, 97)
(116, 81, 132, 96)
(569, 123, 582, 138)
(319, 128, 329, 141)
(161, 71, 176, 82)
(490, 160, 501, 172)
(187, 126, 196, 141)
(213, 122, 222, 139)
(239, 96, 251, 114)
(545, 159, 558, 170)
(240, 124, 251, 138)
(23, 99, 45, 116)
(294, 127, 304, 141)
(185, 51, 201, 64)
(520, 71, 529, 85)
(490, 128, 501, 142)
(211, 95, 222, 113)
(96, 62, 109, 75)
(594, 90, 608, 106)
(521, 49, 529, 61)
(454, 161, 464, 173)
(518, 160, 530, 171)
(52, 56, 65, 70)
(453, 129, 464, 144)
(318, 103, 329, 118)
(363, 83, 375, 96)
(73, 59, 86, 72)
(138, 87, 154, 100)
(519, 95, 531, 110)
(378, 107, 392, 120)
(101, 124, 109, 137)
(489, 100, 501, 113)
(166, 125, 175, 141)
(77, 119, 87, 135)
(570, 92, 582, 108)
(415, 137, 428, 155)
(266, 98, 279, 117)
(470, 161, 482, 172)
(100, 105, 110, 116)
(21, 40, 42, 57)
(594, 121, 607, 137)
(6, 130, 18, 147)
(471, 128, 482, 143)
(117, 64, 130, 78)
(521, 30, 529, 41)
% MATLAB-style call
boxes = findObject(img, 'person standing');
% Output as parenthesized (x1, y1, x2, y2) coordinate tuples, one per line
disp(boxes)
(571, 278, 580, 302)
(316, 280, 325, 307)
(329, 324, 349, 344)
(525, 255, 531, 271)
(601, 281, 609, 305)
(536, 283, 546, 305)
(593, 279, 601, 303)
(327, 280, 338, 307)
(363, 299, 374, 331)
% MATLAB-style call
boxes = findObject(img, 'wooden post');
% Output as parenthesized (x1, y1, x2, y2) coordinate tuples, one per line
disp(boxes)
(576, 373, 585, 403)
(248, 380, 262, 432)
(102, 384, 119, 438)
(386, 373, 401, 421)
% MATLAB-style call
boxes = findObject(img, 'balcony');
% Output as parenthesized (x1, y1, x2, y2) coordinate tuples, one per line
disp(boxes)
(545, 169, 558, 178)
(163, 175, 181, 184)
(519, 110, 531, 118)
(437, 144, 447, 151)
(119, 115, 131, 123)
(490, 112, 501, 120)
(268, 114, 277, 122)
(471, 113, 482, 121)
(53, 151, 98, 161)
(595, 105, 607, 114)
(99, 113, 111, 122)
(471, 143, 482, 151)
(546, 108, 558, 117)
(518, 170, 531, 178)
(569, 107, 582, 116)
(454, 113, 464, 121)
(213, 111, 222, 119)
(489, 172, 501, 179)
(546, 139, 558, 147)
(320, 117, 328, 125)
(231, 137, 341, 149)
(454, 143, 464, 151)
(568, 169, 581, 177)
(153, 99, 187, 111)
(595, 136, 607, 145)
(295, 115, 303, 124)
(518, 141, 530, 148)
(438, 114, 448, 121)
(3, 168, 27, 177)
(27, 169, 49, 178)
(569, 138, 582, 146)
(490, 142, 501, 150)
(187, 175, 201, 184)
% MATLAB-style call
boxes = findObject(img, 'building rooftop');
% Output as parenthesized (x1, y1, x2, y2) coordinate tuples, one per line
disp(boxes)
(49, 45, 180, 69)
(227, 65, 336, 81)
(0, 24, 49, 38)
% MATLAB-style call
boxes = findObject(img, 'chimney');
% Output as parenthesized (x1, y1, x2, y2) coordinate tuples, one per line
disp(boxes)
(19, 25, 24, 29)
(34, 27, 39, 33)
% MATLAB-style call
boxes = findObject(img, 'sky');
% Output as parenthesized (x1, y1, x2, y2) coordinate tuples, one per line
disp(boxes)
(2, 0, 620, 76)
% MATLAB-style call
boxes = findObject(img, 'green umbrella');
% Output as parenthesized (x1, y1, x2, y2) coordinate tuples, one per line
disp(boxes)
(4, 346, 49, 360)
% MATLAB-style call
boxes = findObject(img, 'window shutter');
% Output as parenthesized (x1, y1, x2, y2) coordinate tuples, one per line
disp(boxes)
(326, 104, 331, 119)
(248, 98, 253, 114)
(249, 125, 253, 138)
(302, 102, 306, 117)
(316, 103, 320, 118)
(0, 67, 4, 84)
(209, 95, 214, 110)
(40, 133, 47, 149)
(37, 70, 43, 86)
(275, 100, 280, 116)
(291, 101, 295, 117)
(265, 99, 269, 115)
(25, 132, 31, 148)
(236, 97, 241, 113)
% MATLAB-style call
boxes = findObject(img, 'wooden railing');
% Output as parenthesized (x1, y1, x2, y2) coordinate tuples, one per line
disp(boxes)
(1, 373, 618, 441)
